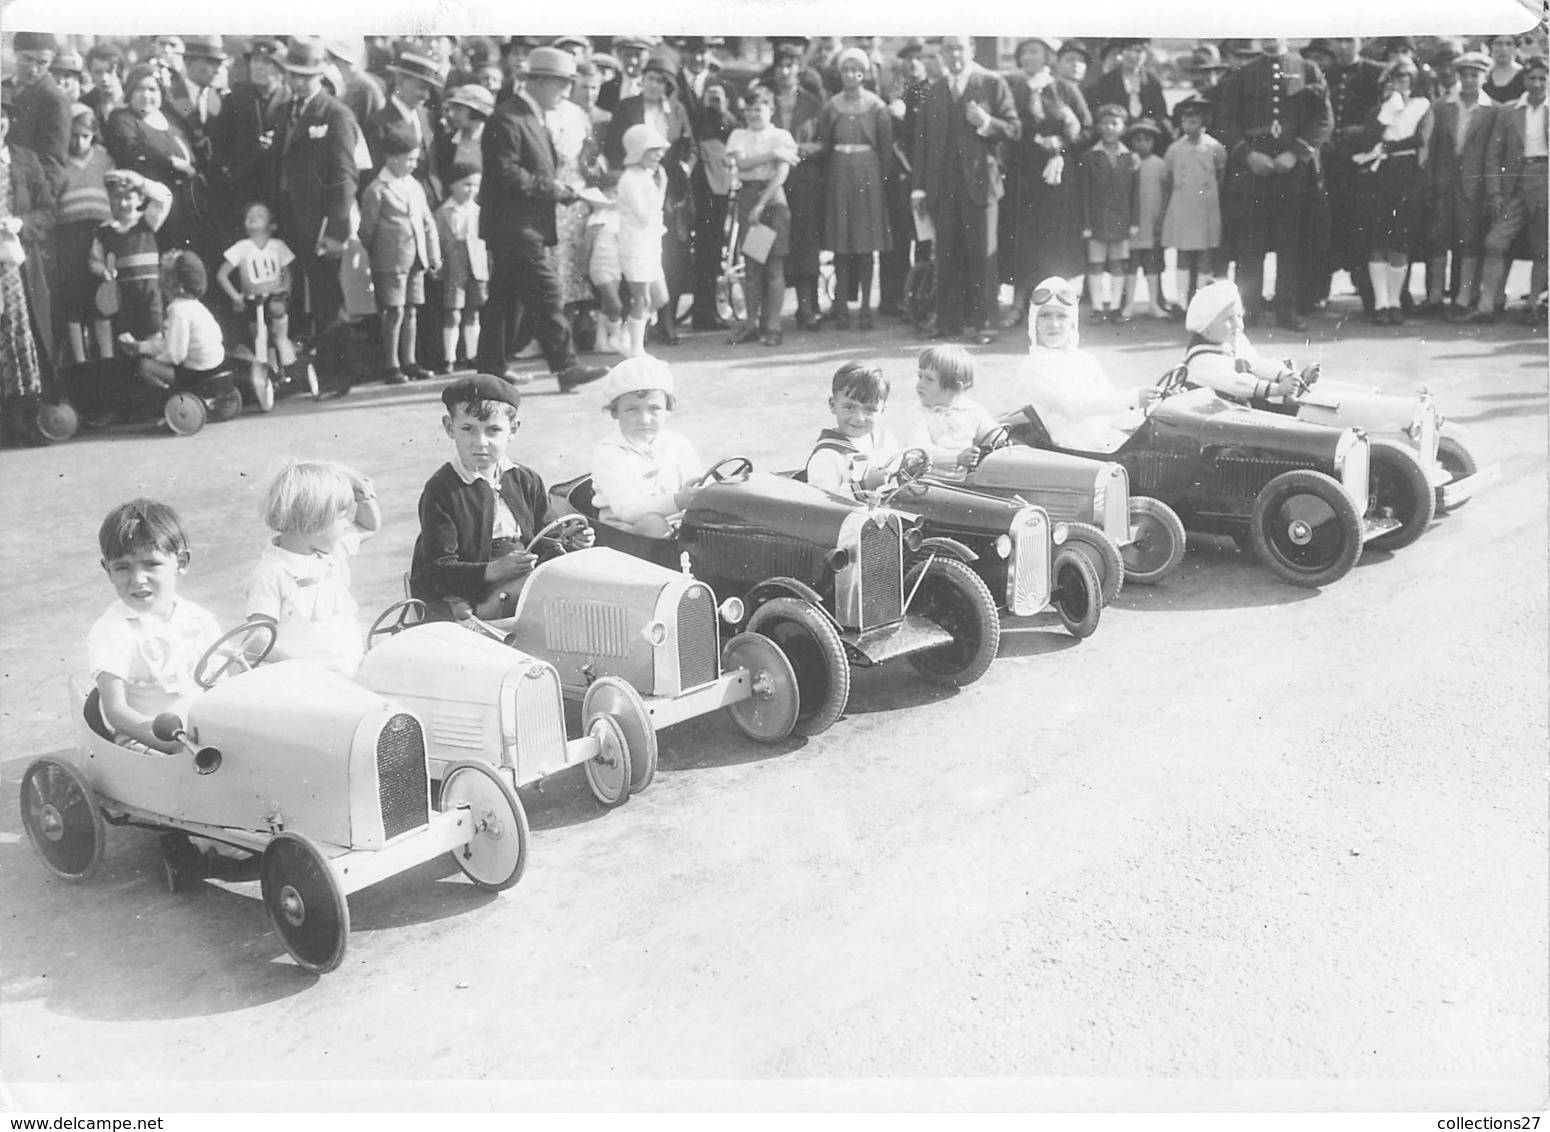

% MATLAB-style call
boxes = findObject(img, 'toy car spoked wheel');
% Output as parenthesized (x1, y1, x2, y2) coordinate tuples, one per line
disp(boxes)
(261, 831, 349, 974)
(581, 714, 634, 808)
(163, 390, 207, 436)
(440, 760, 529, 890)
(1365, 439, 1435, 552)
(366, 598, 427, 650)
(1249, 469, 1362, 588)
(697, 455, 754, 485)
(34, 401, 80, 444)
(1061, 522, 1125, 604)
(19, 758, 106, 883)
(1434, 434, 1479, 513)
(1050, 546, 1103, 639)
(524, 514, 591, 556)
(194, 619, 279, 689)
(720, 631, 801, 742)
(1122, 497, 1187, 585)
(904, 557, 1001, 687)
(746, 596, 850, 738)
(582, 675, 658, 793)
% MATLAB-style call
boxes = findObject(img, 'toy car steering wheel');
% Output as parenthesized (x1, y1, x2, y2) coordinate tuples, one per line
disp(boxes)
(979, 425, 1014, 452)
(524, 514, 591, 556)
(367, 598, 426, 650)
(1154, 364, 1190, 403)
(696, 456, 754, 486)
(194, 619, 278, 689)
(878, 447, 932, 505)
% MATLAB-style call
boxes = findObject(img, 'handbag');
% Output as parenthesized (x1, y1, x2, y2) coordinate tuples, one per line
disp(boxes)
(741, 221, 777, 264)
(0, 224, 24, 267)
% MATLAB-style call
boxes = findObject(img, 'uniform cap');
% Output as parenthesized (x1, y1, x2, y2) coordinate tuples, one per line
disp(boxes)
(1185, 280, 1242, 334)
(598, 356, 674, 405)
(1453, 51, 1492, 73)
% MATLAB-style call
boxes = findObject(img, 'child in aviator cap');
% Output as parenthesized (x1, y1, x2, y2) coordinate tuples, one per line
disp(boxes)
(590, 357, 704, 538)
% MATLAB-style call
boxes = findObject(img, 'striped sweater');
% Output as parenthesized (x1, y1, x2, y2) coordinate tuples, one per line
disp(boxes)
(55, 146, 114, 227)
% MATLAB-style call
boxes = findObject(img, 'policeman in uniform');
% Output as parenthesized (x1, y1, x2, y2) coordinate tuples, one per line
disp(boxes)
(1306, 37, 1385, 314)
(1215, 37, 1333, 330)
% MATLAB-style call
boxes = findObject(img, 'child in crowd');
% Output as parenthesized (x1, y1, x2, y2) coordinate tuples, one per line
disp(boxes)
(92, 169, 172, 346)
(804, 360, 903, 495)
(409, 375, 594, 621)
(1160, 98, 1226, 309)
(246, 460, 381, 674)
(615, 123, 670, 358)
(581, 186, 625, 355)
(1078, 103, 1141, 322)
(1124, 118, 1171, 319)
(724, 82, 796, 347)
(119, 250, 225, 390)
(433, 161, 488, 374)
(87, 499, 222, 753)
(591, 356, 704, 538)
(56, 105, 114, 365)
(900, 344, 1000, 475)
(360, 119, 442, 384)
(216, 201, 298, 382)
(1176, 279, 1312, 403)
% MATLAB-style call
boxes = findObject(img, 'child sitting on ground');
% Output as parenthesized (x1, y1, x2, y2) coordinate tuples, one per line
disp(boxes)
(360, 119, 442, 384)
(118, 250, 225, 391)
(87, 499, 222, 753)
(245, 459, 381, 674)
(409, 374, 595, 621)
(899, 344, 1001, 475)
(433, 162, 488, 374)
(1176, 279, 1311, 404)
(804, 360, 904, 495)
(216, 200, 298, 382)
(92, 169, 172, 346)
(590, 356, 704, 538)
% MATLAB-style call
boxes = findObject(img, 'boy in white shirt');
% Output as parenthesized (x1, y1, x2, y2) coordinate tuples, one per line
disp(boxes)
(804, 361, 904, 495)
(120, 251, 226, 389)
(591, 357, 704, 538)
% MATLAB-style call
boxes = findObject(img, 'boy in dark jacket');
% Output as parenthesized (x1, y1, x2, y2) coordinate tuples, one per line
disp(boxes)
(1079, 103, 1141, 320)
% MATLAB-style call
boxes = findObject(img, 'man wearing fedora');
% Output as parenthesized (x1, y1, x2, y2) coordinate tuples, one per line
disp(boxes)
(5, 31, 73, 176)
(599, 36, 652, 112)
(364, 49, 445, 203)
(327, 38, 388, 135)
(278, 35, 366, 392)
(163, 35, 226, 167)
(477, 46, 607, 391)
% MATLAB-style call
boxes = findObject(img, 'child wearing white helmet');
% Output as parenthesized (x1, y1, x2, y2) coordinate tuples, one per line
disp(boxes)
(1177, 279, 1315, 404)
(590, 357, 705, 538)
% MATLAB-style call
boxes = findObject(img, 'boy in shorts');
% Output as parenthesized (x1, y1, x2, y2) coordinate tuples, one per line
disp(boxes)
(433, 162, 488, 373)
(360, 119, 442, 383)
(1078, 104, 1141, 321)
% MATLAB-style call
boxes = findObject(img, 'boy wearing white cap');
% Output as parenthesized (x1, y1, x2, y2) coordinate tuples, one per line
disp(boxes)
(1177, 280, 1312, 403)
(590, 357, 705, 538)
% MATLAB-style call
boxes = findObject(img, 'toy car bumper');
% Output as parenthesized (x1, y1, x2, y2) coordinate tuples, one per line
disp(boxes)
(1441, 463, 1500, 509)
(325, 808, 481, 896)
(643, 671, 768, 730)
(844, 613, 954, 666)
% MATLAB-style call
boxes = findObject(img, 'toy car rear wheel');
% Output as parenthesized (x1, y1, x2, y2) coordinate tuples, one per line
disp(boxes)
(1062, 522, 1124, 604)
(1050, 546, 1102, 639)
(747, 596, 850, 738)
(721, 631, 800, 742)
(207, 386, 242, 423)
(440, 760, 529, 890)
(1435, 434, 1479, 513)
(581, 715, 634, 808)
(1249, 469, 1361, 588)
(1365, 439, 1435, 552)
(163, 390, 206, 436)
(1123, 496, 1187, 585)
(261, 831, 349, 973)
(20, 758, 105, 883)
(905, 556, 1001, 687)
(35, 401, 80, 444)
(581, 676, 657, 793)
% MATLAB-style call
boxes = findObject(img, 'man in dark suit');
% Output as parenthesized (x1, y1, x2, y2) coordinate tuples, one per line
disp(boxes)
(278, 36, 365, 392)
(476, 47, 607, 391)
(164, 35, 226, 170)
(1087, 39, 1172, 142)
(597, 36, 651, 112)
(1305, 36, 1384, 315)
(910, 34, 1020, 342)
(673, 36, 740, 331)
(5, 31, 72, 178)
(363, 48, 444, 203)
(1426, 51, 1499, 317)
(212, 37, 289, 237)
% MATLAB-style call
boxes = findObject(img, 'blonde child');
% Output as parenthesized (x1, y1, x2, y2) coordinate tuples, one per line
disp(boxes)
(581, 186, 625, 355)
(119, 250, 225, 390)
(900, 344, 1000, 475)
(1078, 103, 1141, 321)
(359, 119, 442, 384)
(804, 361, 904, 495)
(1124, 118, 1170, 319)
(433, 162, 488, 373)
(591, 357, 704, 538)
(87, 499, 221, 754)
(615, 123, 670, 358)
(246, 459, 381, 674)
(56, 105, 115, 365)
(216, 201, 298, 382)
(1159, 98, 1226, 309)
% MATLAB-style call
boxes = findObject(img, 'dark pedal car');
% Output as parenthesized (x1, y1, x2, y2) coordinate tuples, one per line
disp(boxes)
(552, 458, 1003, 738)
(1006, 385, 1401, 588)
(31, 355, 244, 443)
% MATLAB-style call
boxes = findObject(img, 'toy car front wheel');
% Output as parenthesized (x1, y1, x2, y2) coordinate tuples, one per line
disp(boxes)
(261, 831, 349, 973)
(581, 715, 634, 808)
(1249, 469, 1361, 588)
(35, 401, 80, 444)
(581, 676, 657, 793)
(747, 596, 850, 737)
(1122, 496, 1187, 585)
(163, 390, 206, 436)
(20, 758, 105, 883)
(905, 556, 1001, 687)
(721, 631, 800, 742)
(1435, 434, 1479, 513)
(1050, 546, 1102, 639)
(440, 760, 529, 890)
(1365, 439, 1435, 552)
(1061, 522, 1124, 604)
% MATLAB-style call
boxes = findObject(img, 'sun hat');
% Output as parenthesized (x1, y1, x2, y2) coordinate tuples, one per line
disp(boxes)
(623, 122, 670, 165)
(445, 84, 495, 116)
(1185, 280, 1241, 334)
(598, 356, 674, 406)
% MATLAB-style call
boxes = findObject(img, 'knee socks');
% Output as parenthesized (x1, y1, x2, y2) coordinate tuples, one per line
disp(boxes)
(1368, 262, 1392, 310)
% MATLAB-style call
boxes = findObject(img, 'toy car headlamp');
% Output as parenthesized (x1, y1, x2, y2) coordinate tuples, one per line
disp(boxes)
(718, 596, 745, 625)
(1052, 522, 1069, 546)
(902, 526, 924, 553)
(994, 534, 1012, 559)
(642, 620, 668, 646)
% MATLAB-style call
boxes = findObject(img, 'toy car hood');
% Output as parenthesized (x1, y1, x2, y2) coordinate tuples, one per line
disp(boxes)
(1151, 388, 1352, 462)
(684, 470, 865, 546)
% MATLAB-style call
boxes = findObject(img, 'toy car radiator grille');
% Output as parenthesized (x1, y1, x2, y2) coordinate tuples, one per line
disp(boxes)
(1010, 517, 1048, 616)
(676, 587, 719, 690)
(542, 599, 630, 657)
(858, 519, 903, 630)
(377, 712, 429, 841)
(514, 666, 567, 761)
(1210, 457, 1309, 501)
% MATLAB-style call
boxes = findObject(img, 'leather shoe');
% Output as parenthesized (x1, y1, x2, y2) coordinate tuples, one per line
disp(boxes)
(383, 368, 408, 385)
(760, 329, 783, 347)
(1455, 308, 1495, 325)
(555, 363, 608, 393)
(501, 367, 534, 385)
(727, 326, 761, 345)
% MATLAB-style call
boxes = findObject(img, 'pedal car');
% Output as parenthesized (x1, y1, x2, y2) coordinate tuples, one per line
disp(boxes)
(32, 355, 244, 442)
(553, 459, 1002, 738)
(1008, 385, 1401, 589)
(20, 621, 525, 974)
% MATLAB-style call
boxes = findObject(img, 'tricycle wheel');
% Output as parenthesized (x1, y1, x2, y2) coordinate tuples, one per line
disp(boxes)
(581, 676, 657, 793)
(1365, 438, 1435, 552)
(1050, 546, 1102, 639)
(251, 361, 275, 412)
(1435, 434, 1478, 513)
(747, 596, 850, 737)
(905, 556, 1001, 688)
(1250, 469, 1361, 588)
(1062, 521, 1124, 604)
(440, 760, 529, 889)
(581, 714, 633, 808)
(35, 401, 79, 444)
(720, 631, 800, 742)
(163, 390, 206, 436)
(1123, 497, 1186, 585)
(19, 758, 105, 883)
(260, 831, 349, 973)
(207, 385, 242, 423)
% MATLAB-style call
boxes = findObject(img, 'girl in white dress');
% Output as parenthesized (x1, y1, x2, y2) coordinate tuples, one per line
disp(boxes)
(616, 123, 670, 358)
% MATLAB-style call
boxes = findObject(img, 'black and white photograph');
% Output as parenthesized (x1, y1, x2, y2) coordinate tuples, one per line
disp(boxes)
(0, 0, 1545, 1122)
